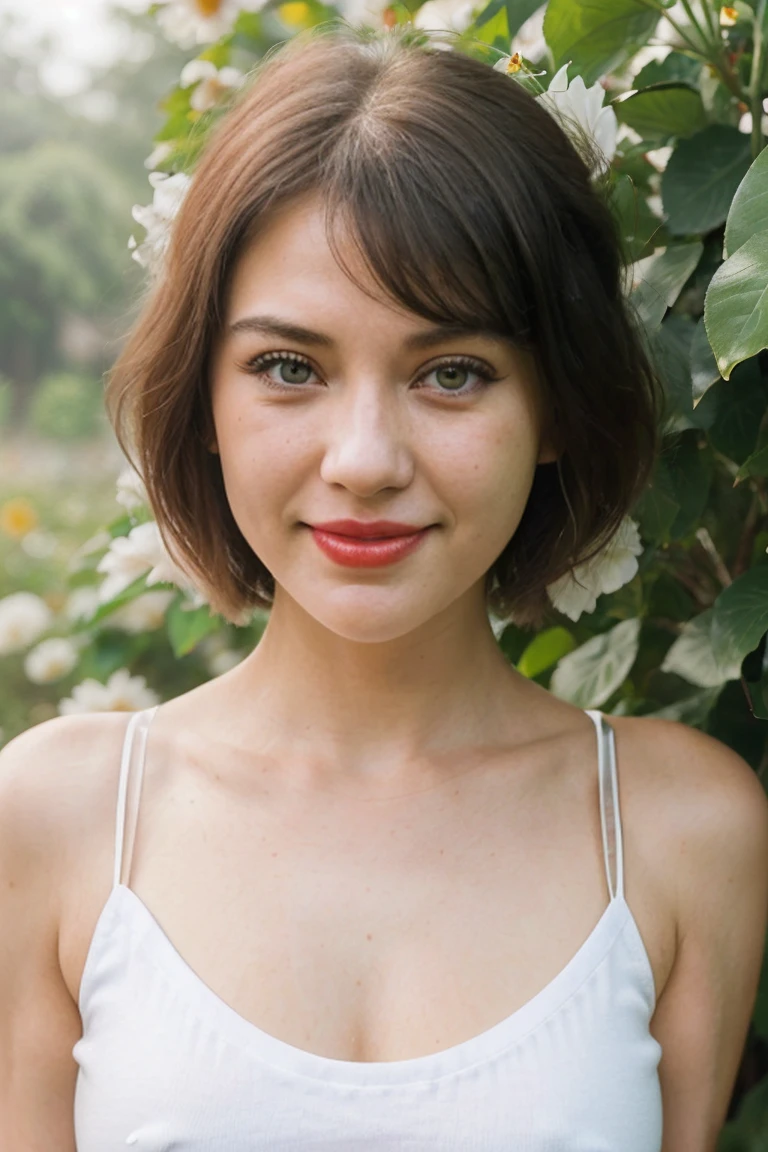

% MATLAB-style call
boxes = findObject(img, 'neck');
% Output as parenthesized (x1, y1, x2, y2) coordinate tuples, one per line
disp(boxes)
(213, 586, 537, 783)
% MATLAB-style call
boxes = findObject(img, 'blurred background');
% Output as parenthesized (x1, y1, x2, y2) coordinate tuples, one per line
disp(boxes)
(0, 0, 198, 733)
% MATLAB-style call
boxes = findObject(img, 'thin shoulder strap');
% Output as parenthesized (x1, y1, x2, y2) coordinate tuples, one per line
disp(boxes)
(114, 706, 160, 890)
(583, 709, 625, 902)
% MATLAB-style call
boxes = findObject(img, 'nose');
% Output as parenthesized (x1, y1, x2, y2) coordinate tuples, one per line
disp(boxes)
(319, 379, 415, 496)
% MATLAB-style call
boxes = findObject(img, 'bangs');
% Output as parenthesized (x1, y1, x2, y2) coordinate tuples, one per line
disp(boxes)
(320, 117, 535, 348)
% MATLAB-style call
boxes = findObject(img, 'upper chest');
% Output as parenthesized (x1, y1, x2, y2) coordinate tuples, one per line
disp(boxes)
(61, 717, 677, 1063)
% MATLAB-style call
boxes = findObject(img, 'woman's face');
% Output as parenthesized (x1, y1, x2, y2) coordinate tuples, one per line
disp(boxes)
(209, 194, 559, 644)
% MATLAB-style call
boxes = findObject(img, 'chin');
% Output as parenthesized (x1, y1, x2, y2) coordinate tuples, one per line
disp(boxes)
(299, 587, 448, 644)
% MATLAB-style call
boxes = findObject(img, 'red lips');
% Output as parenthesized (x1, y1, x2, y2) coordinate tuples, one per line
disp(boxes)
(311, 519, 425, 538)
(307, 521, 433, 567)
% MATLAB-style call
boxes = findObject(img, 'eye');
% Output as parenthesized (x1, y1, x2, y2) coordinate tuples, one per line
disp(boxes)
(419, 356, 501, 396)
(238, 351, 501, 397)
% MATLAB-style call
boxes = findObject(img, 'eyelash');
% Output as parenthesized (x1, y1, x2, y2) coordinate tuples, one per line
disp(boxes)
(237, 351, 501, 398)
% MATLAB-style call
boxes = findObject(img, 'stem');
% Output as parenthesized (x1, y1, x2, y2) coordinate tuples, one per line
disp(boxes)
(699, 0, 719, 43)
(694, 526, 732, 586)
(662, 10, 712, 55)
(678, 0, 713, 52)
(749, 0, 768, 158)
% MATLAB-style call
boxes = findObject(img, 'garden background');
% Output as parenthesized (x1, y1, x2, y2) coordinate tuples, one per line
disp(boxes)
(1, 0, 768, 1141)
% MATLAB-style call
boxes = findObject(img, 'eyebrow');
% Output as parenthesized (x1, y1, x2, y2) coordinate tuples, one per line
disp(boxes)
(227, 314, 502, 351)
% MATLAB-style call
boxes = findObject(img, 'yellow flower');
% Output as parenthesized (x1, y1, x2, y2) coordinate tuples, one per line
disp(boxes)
(278, 2, 310, 26)
(196, 0, 225, 15)
(720, 6, 739, 25)
(0, 497, 38, 538)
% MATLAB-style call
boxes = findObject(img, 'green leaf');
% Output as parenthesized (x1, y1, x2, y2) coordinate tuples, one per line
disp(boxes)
(475, 0, 543, 35)
(661, 608, 744, 687)
(516, 626, 576, 678)
(642, 686, 724, 726)
(690, 315, 721, 406)
(705, 357, 768, 465)
(665, 434, 715, 540)
(165, 597, 221, 657)
(661, 125, 753, 237)
(542, 0, 659, 86)
(632, 487, 680, 544)
(632, 51, 702, 90)
(549, 617, 642, 708)
(736, 442, 768, 482)
(711, 558, 768, 669)
(609, 171, 666, 262)
(724, 141, 768, 258)
(629, 241, 703, 329)
(703, 230, 768, 379)
(613, 84, 707, 144)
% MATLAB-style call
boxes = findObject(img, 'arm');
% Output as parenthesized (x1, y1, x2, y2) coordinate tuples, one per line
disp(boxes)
(650, 721, 768, 1152)
(0, 719, 84, 1152)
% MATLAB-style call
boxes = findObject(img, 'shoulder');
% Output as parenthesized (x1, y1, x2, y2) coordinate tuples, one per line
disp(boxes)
(609, 712, 768, 921)
(608, 713, 768, 1147)
(0, 711, 135, 887)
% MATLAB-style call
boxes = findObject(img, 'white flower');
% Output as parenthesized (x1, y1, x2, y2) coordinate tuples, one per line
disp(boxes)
(64, 586, 102, 624)
(413, 0, 476, 37)
(0, 592, 53, 656)
(154, 0, 267, 47)
(24, 638, 79, 684)
(144, 141, 174, 170)
(491, 6, 547, 69)
(546, 516, 643, 622)
(96, 520, 206, 606)
(109, 590, 175, 633)
(129, 171, 192, 277)
(534, 62, 618, 176)
(180, 59, 245, 112)
(58, 669, 160, 715)
(116, 464, 149, 512)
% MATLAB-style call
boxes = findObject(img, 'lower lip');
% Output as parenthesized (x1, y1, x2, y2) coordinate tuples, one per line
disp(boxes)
(309, 527, 432, 568)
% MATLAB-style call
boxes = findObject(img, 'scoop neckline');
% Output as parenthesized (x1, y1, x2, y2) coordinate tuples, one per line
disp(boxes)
(80, 882, 638, 1087)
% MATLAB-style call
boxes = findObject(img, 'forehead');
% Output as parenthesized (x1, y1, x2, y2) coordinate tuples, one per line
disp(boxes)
(226, 194, 396, 319)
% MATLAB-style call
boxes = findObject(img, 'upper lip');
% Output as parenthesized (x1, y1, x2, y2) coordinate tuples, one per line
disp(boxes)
(310, 519, 428, 538)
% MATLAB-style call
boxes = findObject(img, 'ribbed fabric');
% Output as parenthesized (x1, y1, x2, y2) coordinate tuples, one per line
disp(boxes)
(73, 707, 663, 1150)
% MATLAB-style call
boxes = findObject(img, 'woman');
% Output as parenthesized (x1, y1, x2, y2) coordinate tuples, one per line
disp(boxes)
(1, 23, 767, 1152)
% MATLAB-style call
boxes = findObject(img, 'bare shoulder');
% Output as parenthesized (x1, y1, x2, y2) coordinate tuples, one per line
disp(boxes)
(608, 711, 768, 874)
(0, 711, 134, 1150)
(608, 712, 768, 1151)
(0, 710, 134, 861)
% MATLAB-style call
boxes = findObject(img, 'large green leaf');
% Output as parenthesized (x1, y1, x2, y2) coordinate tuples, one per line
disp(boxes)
(711, 559, 768, 669)
(549, 617, 642, 708)
(542, 0, 659, 86)
(633, 51, 701, 90)
(661, 125, 753, 237)
(703, 229, 768, 379)
(629, 241, 703, 329)
(661, 608, 743, 687)
(613, 84, 707, 144)
(724, 137, 768, 258)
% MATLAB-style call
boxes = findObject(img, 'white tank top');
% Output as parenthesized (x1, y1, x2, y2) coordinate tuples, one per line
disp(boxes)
(73, 706, 663, 1149)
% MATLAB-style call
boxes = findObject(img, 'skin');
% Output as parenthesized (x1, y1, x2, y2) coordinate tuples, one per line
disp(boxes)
(205, 191, 563, 788)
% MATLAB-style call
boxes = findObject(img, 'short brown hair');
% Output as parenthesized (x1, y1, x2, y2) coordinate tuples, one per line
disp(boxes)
(106, 22, 663, 630)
